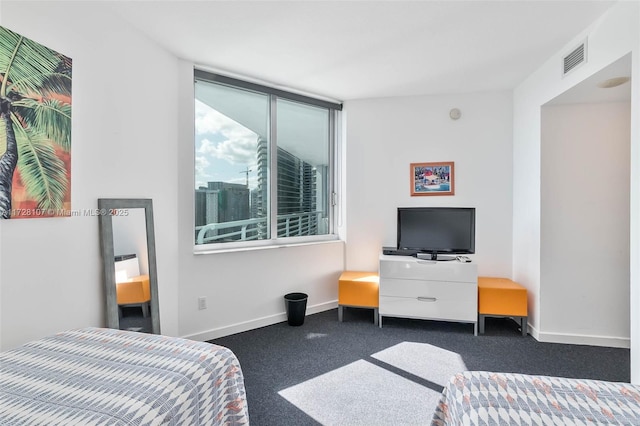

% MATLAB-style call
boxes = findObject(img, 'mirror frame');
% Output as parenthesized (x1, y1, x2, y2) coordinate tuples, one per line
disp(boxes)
(98, 198, 161, 334)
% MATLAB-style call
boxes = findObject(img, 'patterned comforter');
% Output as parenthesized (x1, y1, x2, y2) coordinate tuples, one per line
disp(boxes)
(432, 371, 640, 425)
(0, 327, 249, 425)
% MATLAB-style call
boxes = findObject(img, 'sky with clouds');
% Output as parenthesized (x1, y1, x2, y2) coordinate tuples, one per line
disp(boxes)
(194, 99, 260, 190)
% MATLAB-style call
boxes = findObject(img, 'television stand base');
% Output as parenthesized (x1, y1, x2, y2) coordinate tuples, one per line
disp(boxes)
(415, 253, 456, 261)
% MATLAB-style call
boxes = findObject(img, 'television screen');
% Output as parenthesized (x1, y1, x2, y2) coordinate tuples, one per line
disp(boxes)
(397, 207, 475, 258)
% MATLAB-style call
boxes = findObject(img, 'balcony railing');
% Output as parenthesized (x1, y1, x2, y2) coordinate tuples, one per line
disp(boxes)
(196, 212, 323, 245)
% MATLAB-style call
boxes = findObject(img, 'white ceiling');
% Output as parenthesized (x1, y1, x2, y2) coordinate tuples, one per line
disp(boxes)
(105, 0, 618, 102)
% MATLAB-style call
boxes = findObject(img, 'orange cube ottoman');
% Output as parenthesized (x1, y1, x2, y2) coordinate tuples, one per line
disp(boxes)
(478, 277, 528, 336)
(116, 274, 151, 317)
(338, 271, 379, 325)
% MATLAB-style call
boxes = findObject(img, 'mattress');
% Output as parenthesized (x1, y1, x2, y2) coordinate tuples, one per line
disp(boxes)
(0, 327, 249, 425)
(432, 371, 640, 425)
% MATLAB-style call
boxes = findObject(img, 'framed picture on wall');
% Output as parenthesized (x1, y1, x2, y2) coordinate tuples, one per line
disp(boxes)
(410, 162, 455, 196)
(0, 25, 72, 219)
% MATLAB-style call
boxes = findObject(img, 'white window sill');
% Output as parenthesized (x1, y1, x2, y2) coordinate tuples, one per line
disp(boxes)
(193, 237, 343, 255)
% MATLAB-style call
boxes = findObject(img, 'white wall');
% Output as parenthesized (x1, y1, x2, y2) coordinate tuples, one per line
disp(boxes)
(541, 102, 630, 347)
(0, 2, 181, 349)
(513, 1, 640, 378)
(345, 92, 513, 277)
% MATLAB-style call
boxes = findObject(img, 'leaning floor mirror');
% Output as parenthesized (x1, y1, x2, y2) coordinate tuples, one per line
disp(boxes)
(98, 198, 160, 334)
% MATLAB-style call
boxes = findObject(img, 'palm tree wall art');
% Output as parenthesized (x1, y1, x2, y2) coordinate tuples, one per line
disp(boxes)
(0, 25, 71, 219)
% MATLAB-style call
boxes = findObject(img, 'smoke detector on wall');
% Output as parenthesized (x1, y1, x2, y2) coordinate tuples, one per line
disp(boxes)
(449, 108, 461, 120)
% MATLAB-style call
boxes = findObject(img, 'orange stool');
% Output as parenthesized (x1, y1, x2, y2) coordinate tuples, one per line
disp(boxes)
(116, 274, 151, 317)
(338, 271, 379, 325)
(478, 277, 528, 336)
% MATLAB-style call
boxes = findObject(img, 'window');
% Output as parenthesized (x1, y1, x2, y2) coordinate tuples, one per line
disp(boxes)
(194, 70, 341, 249)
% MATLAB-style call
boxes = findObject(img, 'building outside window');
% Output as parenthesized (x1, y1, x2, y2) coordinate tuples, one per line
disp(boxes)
(194, 70, 341, 249)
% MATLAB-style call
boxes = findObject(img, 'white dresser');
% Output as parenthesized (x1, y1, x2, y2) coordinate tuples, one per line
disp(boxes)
(378, 254, 478, 335)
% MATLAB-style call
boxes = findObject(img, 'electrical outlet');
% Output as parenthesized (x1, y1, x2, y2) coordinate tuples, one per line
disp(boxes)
(198, 296, 207, 310)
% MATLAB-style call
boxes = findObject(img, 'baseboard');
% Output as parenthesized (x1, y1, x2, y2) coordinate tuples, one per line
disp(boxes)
(532, 325, 630, 349)
(182, 300, 338, 342)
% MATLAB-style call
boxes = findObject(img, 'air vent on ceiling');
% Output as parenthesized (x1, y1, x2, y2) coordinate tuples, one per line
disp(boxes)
(563, 39, 587, 76)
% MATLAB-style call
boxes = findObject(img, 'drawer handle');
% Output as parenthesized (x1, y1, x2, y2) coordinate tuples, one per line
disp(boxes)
(417, 296, 437, 302)
(416, 260, 437, 265)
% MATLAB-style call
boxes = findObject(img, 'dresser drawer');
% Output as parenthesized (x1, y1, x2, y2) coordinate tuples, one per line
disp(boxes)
(379, 278, 476, 299)
(379, 257, 477, 282)
(379, 295, 477, 322)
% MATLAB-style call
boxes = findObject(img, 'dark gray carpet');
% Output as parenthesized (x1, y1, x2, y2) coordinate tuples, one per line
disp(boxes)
(210, 308, 630, 426)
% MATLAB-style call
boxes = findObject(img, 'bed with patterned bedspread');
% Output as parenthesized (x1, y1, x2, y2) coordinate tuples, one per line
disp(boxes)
(0, 327, 249, 425)
(432, 371, 640, 425)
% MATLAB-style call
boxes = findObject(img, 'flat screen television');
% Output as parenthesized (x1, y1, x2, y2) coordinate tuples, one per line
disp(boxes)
(397, 207, 475, 260)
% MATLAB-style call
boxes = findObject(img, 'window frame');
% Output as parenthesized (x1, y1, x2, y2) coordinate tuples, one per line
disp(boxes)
(193, 69, 342, 253)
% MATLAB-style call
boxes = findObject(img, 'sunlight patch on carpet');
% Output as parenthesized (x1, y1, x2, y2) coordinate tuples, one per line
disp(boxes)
(278, 359, 440, 426)
(371, 342, 467, 387)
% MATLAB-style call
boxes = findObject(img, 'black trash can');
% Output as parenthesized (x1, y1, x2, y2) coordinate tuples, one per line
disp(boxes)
(284, 292, 308, 326)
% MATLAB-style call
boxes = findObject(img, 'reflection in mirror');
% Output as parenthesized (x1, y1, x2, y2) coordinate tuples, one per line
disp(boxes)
(98, 199, 160, 334)
(113, 209, 151, 331)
